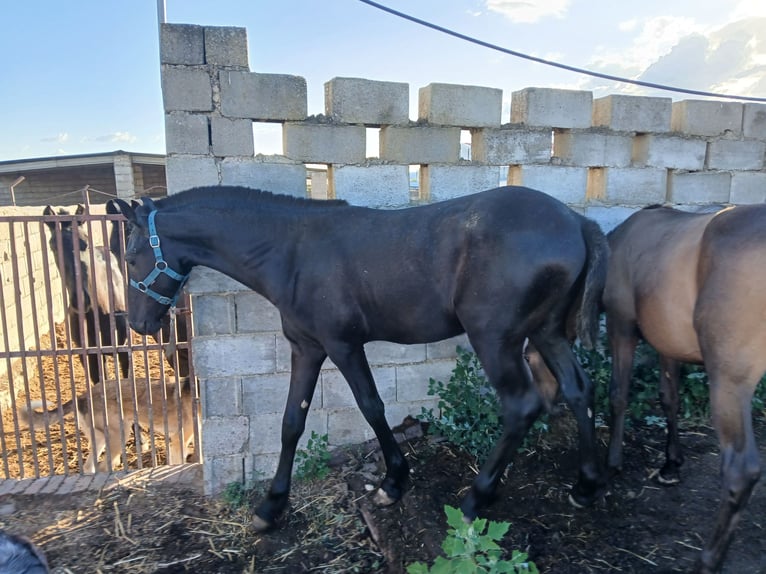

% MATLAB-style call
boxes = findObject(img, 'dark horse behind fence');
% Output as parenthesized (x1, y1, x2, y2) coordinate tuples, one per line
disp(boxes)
(43, 205, 129, 383)
(106, 200, 190, 378)
(603, 204, 766, 574)
(114, 184, 609, 531)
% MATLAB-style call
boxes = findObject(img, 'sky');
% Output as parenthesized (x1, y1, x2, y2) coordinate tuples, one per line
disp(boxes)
(1, 0, 764, 162)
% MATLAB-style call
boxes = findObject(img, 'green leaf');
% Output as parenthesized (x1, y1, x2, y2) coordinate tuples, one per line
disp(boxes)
(406, 563, 430, 574)
(444, 505, 466, 530)
(486, 520, 511, 540)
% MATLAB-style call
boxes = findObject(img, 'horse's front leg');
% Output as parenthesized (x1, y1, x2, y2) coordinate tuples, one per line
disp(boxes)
(658, 355, 683, 484)
(328, 343, 409, 506)
(252, 344, 326, 532)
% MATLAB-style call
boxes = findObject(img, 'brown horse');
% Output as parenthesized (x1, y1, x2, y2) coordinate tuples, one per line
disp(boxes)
(604, 203, 766, 574)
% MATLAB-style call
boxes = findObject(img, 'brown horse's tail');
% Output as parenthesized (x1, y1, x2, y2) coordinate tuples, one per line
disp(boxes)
(575, 217, 609, 349)
(16, 398, 76, 431)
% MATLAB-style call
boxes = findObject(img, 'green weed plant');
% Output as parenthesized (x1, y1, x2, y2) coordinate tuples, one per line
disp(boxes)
(294, 431, 331, 481)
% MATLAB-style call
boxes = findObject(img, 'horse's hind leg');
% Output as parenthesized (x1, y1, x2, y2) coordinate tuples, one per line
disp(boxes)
(253, 341, 326, 531)
(658, 355, 683, 484)
(606, 314, 639, 475)
(532, 334, 605, 507)
(460, 336, 545, 519)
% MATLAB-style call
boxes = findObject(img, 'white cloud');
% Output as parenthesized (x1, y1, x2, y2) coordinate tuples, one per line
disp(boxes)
(40, 132, 69, 144)
(485, 0, 570, 23)
(92, 131, 137, 144)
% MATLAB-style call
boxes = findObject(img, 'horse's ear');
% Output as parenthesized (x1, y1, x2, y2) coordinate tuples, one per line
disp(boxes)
(42, 206, 56, 230)
(75, 204, 86, 216)
(141, 197, 157, 211)
(112, 198, 139, 225)
(105, 199, 120, 215)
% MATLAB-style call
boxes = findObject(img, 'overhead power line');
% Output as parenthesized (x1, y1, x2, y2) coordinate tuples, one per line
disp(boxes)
(357, 0, 766, 103)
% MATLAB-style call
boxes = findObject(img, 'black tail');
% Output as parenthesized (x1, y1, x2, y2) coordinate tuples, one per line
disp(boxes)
(575, 217, 609, 349)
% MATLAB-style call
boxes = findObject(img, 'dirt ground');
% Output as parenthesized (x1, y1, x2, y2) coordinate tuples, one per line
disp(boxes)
(3, 409, 766, 574)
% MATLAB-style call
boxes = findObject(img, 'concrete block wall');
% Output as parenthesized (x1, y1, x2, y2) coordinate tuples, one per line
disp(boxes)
(160, 23, 766, 495)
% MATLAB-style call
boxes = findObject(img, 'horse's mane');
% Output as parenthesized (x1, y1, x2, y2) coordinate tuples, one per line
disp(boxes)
(155, 186, 349, 213)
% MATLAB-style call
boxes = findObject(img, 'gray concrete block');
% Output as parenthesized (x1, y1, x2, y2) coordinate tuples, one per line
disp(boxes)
(211, 117, 255, 157)
(671, 100, 743, 136)
(165, 156, 219, 194)
(160, 24, 205, 65)
(165, 113, 209, 155)
(593, 95, 672, 133)
(201, 376, 243, 417)
(242, 373, 290, 414)
(553, 130, 632, 167)
(220, 157, 307, 196)
(379, 125, 461, 163)
(329, 164, 409, 207)
(582, 205, 639, 233)
(251, 453, 279, 482)
(632, 134, 706, 170)
(321, 366, 396, 408)
(421, 165, 507, 202)
(249, 410, 327, 454)
(204, 26, 248, 67)
(730, 171, 766, 204)
(327, 407, 376, 445)
(284, 123, 366, 164)
(193, 333, 276, 378)
(194, 293, 235, 335)
(707, 139, 765, 170)
(187, 267, 249, 295)
(508, 165, 588, 204)
(325, 77, 409, 125)
(364, 342, 427, 365)
(511, 88, 592, 128)
(234, 291, 282, 332)
(203, 454, 251, 495)
(743, 103, 766, 140)
(220, 71, 307, 120)
(472, 127, 551, 164)
(162, 68, 213, 112)
(426, 335, 470, 360)
(668, 171, 731, 204)
(396, 360, 457, 402)
(419, 83, 502, 127)
(201, 415, 249, 457)
(588, 167, 667, 205)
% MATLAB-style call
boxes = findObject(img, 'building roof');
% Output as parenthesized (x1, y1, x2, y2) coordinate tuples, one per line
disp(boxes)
(0, 150, 165, 174)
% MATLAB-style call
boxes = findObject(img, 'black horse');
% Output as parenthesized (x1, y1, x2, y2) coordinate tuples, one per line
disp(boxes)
(114, 184, 609, 531)
(106, 200, 189, 378)
(44, 205, 129, 383)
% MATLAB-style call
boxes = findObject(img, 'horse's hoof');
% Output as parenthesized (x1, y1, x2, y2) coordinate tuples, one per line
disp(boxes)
(373, 488, 398, 507)
(568, 493, 587, 509)
(656, 473, 681, 486)
(251, 514, 273, 533)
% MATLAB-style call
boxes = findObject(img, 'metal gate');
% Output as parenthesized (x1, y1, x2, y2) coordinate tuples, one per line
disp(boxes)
(0, 206, 198, 480)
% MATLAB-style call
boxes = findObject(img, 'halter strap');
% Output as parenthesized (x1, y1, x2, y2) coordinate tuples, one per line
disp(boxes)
(129, 210, 188, 307)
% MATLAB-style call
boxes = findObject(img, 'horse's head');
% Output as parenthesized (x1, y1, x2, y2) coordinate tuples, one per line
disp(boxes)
(43, 205, 92, 310)
(113, 197, 189, 336)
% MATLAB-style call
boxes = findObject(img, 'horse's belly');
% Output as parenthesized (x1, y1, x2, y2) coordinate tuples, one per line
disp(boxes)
(637, 304, 703, 363)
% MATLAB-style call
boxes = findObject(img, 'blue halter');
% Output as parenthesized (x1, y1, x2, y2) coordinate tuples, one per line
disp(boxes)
(130, 210, 188, 307)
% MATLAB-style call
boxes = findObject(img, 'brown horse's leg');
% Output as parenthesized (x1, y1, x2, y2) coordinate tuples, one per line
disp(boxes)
(253, 342, 326, 531)
(606, 315, 639, 475)
(658, 356, 683, 484)
(696, 372, 761, 573)
(461, 337, 543, 519)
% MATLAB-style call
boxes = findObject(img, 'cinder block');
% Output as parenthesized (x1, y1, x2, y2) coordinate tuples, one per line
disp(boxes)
(706, 139, 765, 170)
(593, 95, 672, 133)
(364, 342, 427, 365)
(193, 333, 276, 378)
(426, 334, 470, 360)
(220, 157, 307, 196)
(201, 376, 243, 417)
(553, 129, 632, 167)
(165, 156, 219, 194)
(325, 77, 409, 125)
(419, 83, 502, 127)
(211, 117, 254, 157)
(204, 454, 251, 495)
(327, 407, 376, 445)
(385, 401, 438, 428)
(587, 168, 667, 205)
(743, 103, 766, 140)
(162, 68, 213, 112)
(632, 134, 706, 170)
(220, 71, 307, 121)
(193, 293, 235, 336)
(247, 408, 328, 453)
(187, 268, 248, 295)
(668, 171, 731, 204)
(283, 123, 365, 164)
(671, 100, 744, 136)
(395, 360, 457, 402)
(582, 205, 639, 233)
(511, 87, 593, 129)
(321, 367, 396, 408)
(730, 171, 766, 204)
(201, 415, 249, 456)
(421, 165, 506, 202)
(234, 291, 282, 332)
(241, 373, 290, 415)
(251, 453, 279, 482)
(471, 127, 551, 164)
(160, 24, 205, 65)
(329, 164, 409, 207)
(508, 165, 588, 204)
(204, 26, 248, 67)
(379, 125, 461, 163)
